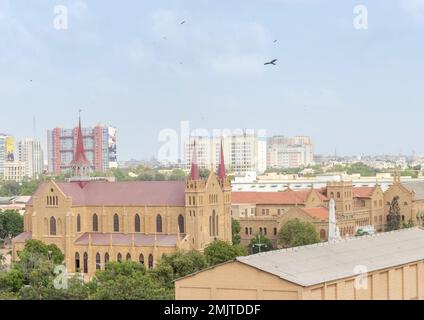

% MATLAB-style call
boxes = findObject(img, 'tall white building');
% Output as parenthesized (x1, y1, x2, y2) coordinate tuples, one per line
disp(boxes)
(17, 139, 44, 179)
(185, 134, 267, 174)
(267, 136, 314, 169)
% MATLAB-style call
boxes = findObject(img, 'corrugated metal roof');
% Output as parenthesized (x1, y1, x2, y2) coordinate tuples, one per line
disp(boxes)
(237, 227, 424, 287)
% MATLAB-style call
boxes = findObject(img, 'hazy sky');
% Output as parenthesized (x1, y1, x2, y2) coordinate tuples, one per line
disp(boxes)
(1, 0, 424, 160)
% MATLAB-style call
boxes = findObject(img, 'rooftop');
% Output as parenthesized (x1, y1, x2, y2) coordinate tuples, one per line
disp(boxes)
(232, 190, 327, 205)
(28, 181, 186, 207)
(237, 227, 424, 287)
(402, 181, 424, 200)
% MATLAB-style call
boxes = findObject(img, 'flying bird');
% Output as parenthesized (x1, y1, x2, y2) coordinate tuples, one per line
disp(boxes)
(180, 20, 186, 25)
(273, 39, 277, 43)
(264, 59, 277, 66)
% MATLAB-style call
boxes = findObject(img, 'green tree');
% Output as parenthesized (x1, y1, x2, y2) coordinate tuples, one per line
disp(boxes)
(199, 168, 210, 179)
(386, 196, 401, 231)
(0, 210, 24, 239)
(90, 261, 173, 300)
(278, 219, 320, 248)
(150, 251, 207, 289)
(204, 240, 247, 266)
(402, 219, 415, 229)
(231, 219, 241, 245)
(249, 234, 273, 254)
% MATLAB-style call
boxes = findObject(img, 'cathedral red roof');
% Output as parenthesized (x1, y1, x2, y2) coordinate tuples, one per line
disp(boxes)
(353, 187, 375, 198)
(28, 181, 186, 207)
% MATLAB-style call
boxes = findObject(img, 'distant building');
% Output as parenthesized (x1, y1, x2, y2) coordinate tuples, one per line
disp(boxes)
(0, 134, 15, 176)
(267, 136, 314, 169)
(3, 161, 26, 182)
(17, 139, 44, 179)
(47, 124, 117, 175)
(185, 133, 267, 174)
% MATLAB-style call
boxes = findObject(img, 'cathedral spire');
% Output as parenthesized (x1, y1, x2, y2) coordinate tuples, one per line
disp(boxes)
(70, 111, 91, 177)
(190, 140, 200, 180)
(217, 138, 226, 180)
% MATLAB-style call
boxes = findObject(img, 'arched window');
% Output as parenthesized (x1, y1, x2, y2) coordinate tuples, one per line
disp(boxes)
(216, 215, 219, 235)
(135, 214, 141, 233)
(259, 227, 263, 235)
(93, 214, 98, 232)
(50, 217, 56, 235)
(274, 228, 277, 235)
(83, 252, 88, 274)
(96, 253, 101, 270)
(337, 192, 340, 199)
(212, 210, 216, 236)
(209, 216, 212, 236)
(264, 227, 267, 235)
(320, 229, 326, 240)
(104, 253, 110, 265)
(148, 254, 154, 269)
(249, 227, 252, 235)
(245, 227, 248, 235)
(139, 254, 145, 265)
(178, 214, 185, 233)
(77, 214, 81, 232)
(156, 214, 163, 233)
(126, 253, 131, 261)
(75, 252, 80, 272)
(113, 214, 119, 232)
(117, 253, 122, 262)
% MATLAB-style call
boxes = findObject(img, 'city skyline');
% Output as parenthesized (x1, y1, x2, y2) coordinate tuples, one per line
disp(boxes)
(2, 1, 424, 160)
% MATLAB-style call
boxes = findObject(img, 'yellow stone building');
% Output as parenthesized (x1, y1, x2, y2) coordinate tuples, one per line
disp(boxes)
(176, 227, 424, 300)
(233, 182, 385, 247)
(383, 174, 424, 226)
(12, 120, 232, 277)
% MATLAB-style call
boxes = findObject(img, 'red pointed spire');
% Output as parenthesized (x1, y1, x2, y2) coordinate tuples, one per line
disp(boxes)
(217, 139, 226, 180)
(190, 140, 200, 180)
(71, 113, 91, 176)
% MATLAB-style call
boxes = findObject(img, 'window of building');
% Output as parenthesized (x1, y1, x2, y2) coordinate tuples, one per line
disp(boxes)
(404, 202, 408, 206)
(104, 253, 110, 265)
(178, 214, 185, 233)
(113, 214, 120, 232)
(75, 252, 80, 272)
(249, 227, 252, 235)
(139, 254, 145, 265)
(337, 192, 340, 199)
(93, 214, 99, 232)
(135, 214, 141, 233)
(50, 217, 56, 235)
(264, 227, 267, 235)
(156, 214, 163, 233)
(320, 229, 326, 240)
(148, 254, 154, 269)
(126, 253, 131, 261)
(245, 227, 249, 235)
(83, 252, 88, 273)
(77, 214, 81, 233)
(274, 228, 277, 235)
(117, 253, 122, 262)
(96, 253, 101, 270)
(259, 227, 263, 235)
